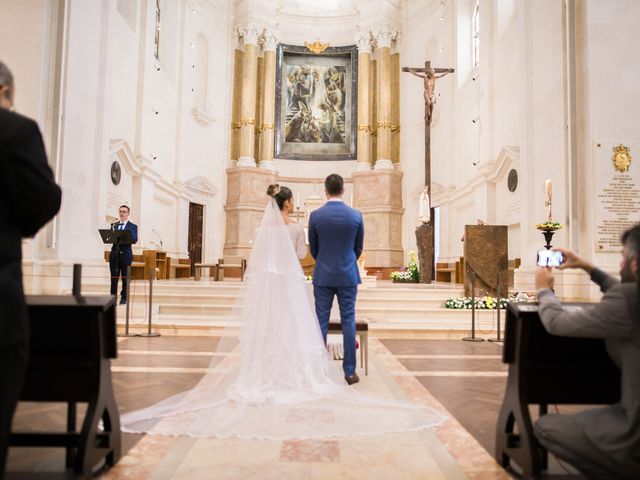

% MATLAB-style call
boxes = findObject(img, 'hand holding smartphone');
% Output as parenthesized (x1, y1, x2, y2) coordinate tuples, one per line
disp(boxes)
(537, 249, 564, 268)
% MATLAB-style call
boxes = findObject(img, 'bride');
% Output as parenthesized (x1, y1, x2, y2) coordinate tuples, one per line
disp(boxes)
(120, 185, 445, 439)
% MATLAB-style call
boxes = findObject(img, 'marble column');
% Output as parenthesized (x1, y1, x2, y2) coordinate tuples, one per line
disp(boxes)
(374, 26, 397, 171)
(355, 32, 372, 172)
(258, 30, 278, 171)
(229, 35, 243, 167)
(237, 23, 260, 167)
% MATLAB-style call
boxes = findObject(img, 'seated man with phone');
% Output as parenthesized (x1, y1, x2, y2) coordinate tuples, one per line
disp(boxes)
(533, 225, 640, 479)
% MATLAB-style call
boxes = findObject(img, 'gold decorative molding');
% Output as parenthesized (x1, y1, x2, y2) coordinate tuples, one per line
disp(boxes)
(376, 122, 399, 130)
(232, 118, 255, 129)
(255, 123, 274, 134)
(304, 41, 330, 54)
(612, 144, 631, 173)
(357, 124, 372, 133)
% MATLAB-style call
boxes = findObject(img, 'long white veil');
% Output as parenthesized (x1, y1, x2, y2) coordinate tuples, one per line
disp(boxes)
(121, 198, 445, 439)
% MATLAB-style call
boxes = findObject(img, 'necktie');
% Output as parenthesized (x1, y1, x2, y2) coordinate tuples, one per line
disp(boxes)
(119, 223, 124, 230)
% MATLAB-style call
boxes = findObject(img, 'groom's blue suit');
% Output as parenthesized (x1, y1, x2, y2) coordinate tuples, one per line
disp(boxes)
(308, 199, 364, 376)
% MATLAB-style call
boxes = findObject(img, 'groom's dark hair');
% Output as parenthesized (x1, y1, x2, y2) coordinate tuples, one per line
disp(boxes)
(324, 174, 344, 196)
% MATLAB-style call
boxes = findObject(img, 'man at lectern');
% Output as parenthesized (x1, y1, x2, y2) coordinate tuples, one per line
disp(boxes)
(110, 205, 138, 304)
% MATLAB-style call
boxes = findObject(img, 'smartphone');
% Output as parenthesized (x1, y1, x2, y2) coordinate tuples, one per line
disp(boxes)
(537, 249, 564, 267)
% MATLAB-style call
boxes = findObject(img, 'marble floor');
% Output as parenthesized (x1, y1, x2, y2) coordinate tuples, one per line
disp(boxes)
(7, 335, 580, 479)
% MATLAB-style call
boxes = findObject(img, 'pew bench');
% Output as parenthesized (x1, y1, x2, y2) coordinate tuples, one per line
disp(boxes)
(170, 258, 191, 279)
(496, 303, 620, 476)
(11, 295, 121, 479)
(194, 263, 218, 281)
(435, 262, 457, 283)
(328, 319, 369, 375)
(216, 257, 247, 281)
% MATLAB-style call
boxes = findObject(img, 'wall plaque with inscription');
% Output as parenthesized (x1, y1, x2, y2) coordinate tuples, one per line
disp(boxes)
(594, 142, 639, 252)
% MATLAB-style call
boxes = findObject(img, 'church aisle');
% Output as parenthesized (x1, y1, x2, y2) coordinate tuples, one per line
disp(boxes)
(7, 336, 509, 479)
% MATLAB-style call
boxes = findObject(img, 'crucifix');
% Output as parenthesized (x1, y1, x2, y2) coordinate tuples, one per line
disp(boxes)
(402, 61, 455, 282)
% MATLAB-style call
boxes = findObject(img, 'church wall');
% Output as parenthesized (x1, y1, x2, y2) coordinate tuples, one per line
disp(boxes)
(1, 0, 235, 293)
(0, 0, 62, 272)
(576, 0, 640, 268)
(431, 0, 570, 275)
(177, 0, 233, 264)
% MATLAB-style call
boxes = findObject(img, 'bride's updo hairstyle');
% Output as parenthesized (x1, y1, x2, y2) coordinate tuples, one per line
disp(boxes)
(267, 184, 293, 210)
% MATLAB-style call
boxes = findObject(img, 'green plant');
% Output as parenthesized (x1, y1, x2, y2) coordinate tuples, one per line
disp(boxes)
(390, 250, 419, 281)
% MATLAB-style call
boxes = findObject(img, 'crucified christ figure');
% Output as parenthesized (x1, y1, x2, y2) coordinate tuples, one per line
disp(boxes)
(404, 66, 453, 125)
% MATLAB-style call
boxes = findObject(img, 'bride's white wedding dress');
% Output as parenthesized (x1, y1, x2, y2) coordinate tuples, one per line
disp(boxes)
(121, 199, 445, 439)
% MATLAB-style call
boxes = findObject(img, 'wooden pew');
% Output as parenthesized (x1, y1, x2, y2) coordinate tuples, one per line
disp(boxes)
(495, 303, 620, 476)
(11, 295, 121, 478)
(169, 257, 191, 279)
(435, 261, 457, 283)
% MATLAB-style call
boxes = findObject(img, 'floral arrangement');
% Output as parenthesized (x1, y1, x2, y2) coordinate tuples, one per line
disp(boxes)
(390, 250, 420, 282)
(536, 222, 562, 231)
(444, 292, 535, 309)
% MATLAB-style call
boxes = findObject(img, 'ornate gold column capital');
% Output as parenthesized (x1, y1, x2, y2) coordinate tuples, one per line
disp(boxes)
(373, 24, 400, 50)
(354, 32, 372, 54)
(262, 29, 279, 52)
(236, 22, 261, 46)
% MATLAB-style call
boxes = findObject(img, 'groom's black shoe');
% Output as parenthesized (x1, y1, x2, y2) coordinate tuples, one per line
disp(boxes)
(345, 373, 360, 385)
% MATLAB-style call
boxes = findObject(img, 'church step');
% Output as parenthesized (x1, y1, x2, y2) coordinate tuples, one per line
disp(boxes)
(129, 312, 496, 334)
(84, 282, 463, 300)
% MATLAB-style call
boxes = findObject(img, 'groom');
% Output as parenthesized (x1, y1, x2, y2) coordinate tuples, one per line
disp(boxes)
(309, 174, 364, 385)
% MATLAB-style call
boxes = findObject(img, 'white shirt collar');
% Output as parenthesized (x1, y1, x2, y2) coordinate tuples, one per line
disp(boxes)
(327, 198, 343, 202)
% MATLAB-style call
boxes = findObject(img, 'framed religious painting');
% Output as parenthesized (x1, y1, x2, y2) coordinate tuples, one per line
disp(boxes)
(275, 43, 358, 160)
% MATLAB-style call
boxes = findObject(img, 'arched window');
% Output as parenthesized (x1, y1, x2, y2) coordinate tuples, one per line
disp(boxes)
(472, 1, 480, 68)
(153, 0, 161, 61)
(195, 33, 209, 111)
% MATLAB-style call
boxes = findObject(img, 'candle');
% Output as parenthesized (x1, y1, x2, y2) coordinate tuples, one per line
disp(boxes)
(545, 179, 552, 202)
(350, 193, 354, 206)
(296, 193, 300, 207)
(545, 179, 552, 222)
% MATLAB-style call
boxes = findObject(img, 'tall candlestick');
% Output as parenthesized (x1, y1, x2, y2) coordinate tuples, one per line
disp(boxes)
(350, 193, 354, 207)
(296, 193, 300, 207)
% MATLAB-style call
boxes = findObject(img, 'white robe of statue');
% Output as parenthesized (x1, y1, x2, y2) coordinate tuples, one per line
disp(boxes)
(418, 186, 431, 224)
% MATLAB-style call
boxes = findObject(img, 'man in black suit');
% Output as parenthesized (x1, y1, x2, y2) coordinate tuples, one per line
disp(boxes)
(0, 61, 61, 479)
(110, 205, 138, 305)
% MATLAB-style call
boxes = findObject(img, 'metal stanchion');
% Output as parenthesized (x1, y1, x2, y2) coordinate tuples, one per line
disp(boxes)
(119, 266, 136, 337)
(72, 264, 82, 296)
(138, 267, 160, 337)
(488, 271, 502, 342)
(463, 271, 485, 342)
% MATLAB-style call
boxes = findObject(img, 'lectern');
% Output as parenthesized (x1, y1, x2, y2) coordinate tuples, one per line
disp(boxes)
(464, 224, 508, 297)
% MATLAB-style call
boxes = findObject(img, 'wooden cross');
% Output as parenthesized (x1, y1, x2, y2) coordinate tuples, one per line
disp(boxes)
(401, 61, 454, 189)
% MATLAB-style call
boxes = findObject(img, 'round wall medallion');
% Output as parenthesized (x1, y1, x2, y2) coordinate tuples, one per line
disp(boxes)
(507, 169, 518, 192)
(110, 161, 122, 185)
